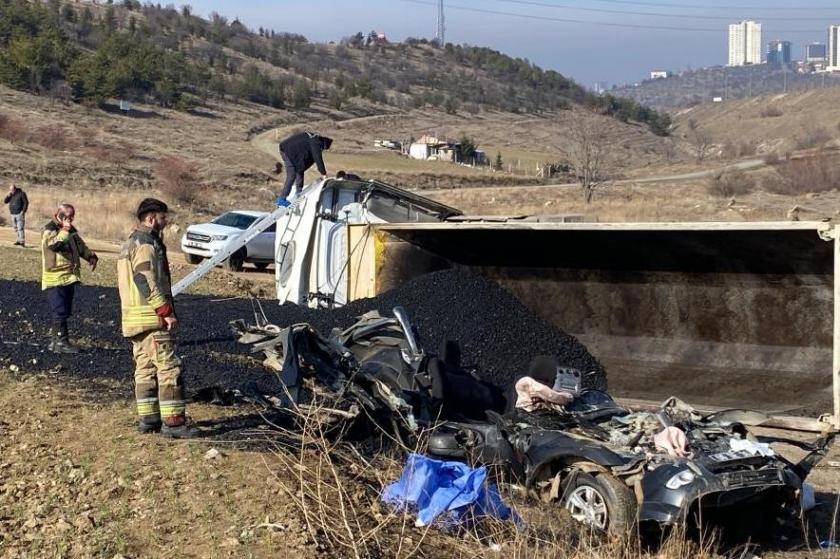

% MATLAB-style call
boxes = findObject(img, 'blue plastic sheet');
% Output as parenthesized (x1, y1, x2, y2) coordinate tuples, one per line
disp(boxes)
(382, 453, 516, 527)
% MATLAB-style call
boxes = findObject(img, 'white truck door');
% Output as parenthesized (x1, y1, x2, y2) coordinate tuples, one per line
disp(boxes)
(314, 188, 359, 307)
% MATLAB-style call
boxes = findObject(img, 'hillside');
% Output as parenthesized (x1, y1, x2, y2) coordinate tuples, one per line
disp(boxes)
(614, 64, 840, 109)
(0, 0, 669, 133)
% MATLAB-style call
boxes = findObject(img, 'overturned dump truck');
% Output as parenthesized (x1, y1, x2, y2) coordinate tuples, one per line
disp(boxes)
(273, 177, 840, 432)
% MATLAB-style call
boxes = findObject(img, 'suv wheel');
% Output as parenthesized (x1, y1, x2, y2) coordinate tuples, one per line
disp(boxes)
(563, 472, 637, 535)
(224, 248, 246, 272)
(185, 253, 203, 265)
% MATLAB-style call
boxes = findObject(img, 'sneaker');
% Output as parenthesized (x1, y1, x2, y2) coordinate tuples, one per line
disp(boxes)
(275, 197, 291, 208)
(137, 421, 162, 434)
(161, 423, 200, 439)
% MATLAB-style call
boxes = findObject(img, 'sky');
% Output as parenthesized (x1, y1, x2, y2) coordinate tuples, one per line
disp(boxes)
(186, 0, 840, 88)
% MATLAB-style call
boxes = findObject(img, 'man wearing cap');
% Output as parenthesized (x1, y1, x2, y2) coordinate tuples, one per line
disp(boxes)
(117, 198, 196, 438)
(41, 202, 98, 353)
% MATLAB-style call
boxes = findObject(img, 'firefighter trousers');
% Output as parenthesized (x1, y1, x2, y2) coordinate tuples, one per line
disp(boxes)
(131, 329, 186, 427)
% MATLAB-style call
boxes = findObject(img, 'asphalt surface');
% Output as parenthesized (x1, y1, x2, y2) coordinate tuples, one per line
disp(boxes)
(0, 270, 605, 399)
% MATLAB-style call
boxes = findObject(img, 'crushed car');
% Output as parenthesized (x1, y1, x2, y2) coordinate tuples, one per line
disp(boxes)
(231, 305, 835, 535)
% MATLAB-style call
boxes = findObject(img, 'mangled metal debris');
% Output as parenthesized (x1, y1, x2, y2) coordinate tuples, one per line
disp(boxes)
(232, 305, 836, 534)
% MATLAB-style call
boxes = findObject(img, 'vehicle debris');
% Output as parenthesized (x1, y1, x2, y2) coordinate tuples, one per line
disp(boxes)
(234, 305, 836, 536)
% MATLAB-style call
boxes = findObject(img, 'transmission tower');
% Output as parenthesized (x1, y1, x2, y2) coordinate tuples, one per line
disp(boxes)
(436, 0, 446, 45)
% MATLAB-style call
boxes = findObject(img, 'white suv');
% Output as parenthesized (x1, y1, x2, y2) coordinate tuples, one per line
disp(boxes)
(180, 210, 275, 272)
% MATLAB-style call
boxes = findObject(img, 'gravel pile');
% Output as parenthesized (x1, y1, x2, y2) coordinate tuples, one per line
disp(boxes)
(0, 271, 605, 397)
(262, 269, 606, 391)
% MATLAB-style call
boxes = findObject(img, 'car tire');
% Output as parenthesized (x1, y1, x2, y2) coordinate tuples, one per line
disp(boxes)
(185, 253, 203, 265)
(254, 262, 270, 271)
(225, 248, 246, 272)
(563, 471, 637, 536)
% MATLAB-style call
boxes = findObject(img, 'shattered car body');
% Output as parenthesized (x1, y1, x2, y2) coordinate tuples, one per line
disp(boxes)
(232, 307, 834, 534)
(430, 393, 833, 533)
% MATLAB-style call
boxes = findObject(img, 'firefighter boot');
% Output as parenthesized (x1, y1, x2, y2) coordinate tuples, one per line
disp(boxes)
(137, 420, 162, 434)
(161, 423, 200, 439)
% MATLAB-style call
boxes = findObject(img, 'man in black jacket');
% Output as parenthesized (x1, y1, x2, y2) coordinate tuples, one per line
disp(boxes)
(277, 131, 333, 206)
(4, 183, 28, 246)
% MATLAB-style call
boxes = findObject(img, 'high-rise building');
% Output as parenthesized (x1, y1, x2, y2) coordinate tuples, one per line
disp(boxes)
(766, 40, 792, 65)
(806, 42, 827, 62)
(829, 26, 840, 70)
(728, 21, 762, 66)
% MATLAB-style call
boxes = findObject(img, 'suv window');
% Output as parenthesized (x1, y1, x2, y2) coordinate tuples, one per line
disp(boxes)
(212, 212, 259, 229)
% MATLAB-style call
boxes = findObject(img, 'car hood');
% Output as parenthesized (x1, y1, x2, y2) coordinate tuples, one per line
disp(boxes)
(185, 223, 243, 237)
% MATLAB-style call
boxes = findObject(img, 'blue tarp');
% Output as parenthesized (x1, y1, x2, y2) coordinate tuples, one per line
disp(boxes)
(381, 453, 517, 528)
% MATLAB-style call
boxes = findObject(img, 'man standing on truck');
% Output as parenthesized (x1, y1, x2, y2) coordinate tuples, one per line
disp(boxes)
(4, 183, 28, 246)
(118, 198, 196, 438)
(41, 203, 98, 353)
(277, 131, 333, 207)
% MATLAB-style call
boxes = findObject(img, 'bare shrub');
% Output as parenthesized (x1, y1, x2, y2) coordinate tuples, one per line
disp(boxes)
(794, 126, 831, 150)
(686, 119, 713, 162)
(0, 113, 30, 144)
(759, 105, 784, 118)
(763, 152, 780, 166)
(762, 157, 840, 195)
(706, 168, 755, 198)
(155, 156, 201, 204)
(32, 125, 81, 151)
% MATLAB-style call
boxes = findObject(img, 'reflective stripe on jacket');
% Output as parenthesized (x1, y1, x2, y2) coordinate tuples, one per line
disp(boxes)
(117, 226, 174, 338)
(41, 221, 95, 290)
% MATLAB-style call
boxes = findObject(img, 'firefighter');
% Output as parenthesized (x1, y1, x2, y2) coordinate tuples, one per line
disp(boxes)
(41, 203, 98, 353)
(117, 198, 196, 438)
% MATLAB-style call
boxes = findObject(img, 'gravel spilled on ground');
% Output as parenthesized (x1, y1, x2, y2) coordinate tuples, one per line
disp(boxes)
(0, 270, 605, 399)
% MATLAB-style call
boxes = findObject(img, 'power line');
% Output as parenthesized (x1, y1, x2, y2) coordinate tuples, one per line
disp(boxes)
(586, 0, 840, 10)
(399, 0, 830, 33)
(491, 0, 840, 21)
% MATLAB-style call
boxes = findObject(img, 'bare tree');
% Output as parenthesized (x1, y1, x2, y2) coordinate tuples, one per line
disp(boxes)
(687, 119, 713, 163)
(561, 112, 615, 203)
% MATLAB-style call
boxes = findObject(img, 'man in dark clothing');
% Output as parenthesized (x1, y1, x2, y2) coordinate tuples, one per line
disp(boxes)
(277, 131, 333, 206)
(3, 183, 28, 246)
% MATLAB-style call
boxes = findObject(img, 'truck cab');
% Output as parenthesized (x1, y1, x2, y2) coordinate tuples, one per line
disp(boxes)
(274, 178, 460, 308)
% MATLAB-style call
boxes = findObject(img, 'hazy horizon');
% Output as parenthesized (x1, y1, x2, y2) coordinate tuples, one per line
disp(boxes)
(186, 1, 840, 88)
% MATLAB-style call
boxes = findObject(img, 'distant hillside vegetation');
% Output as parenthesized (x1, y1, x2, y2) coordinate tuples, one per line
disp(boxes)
(614, 64, 840, 109)
(0, 0, 670, 134)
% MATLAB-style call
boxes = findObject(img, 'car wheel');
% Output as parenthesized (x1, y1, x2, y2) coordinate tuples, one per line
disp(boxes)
(563, 472, 637, 535)
(224, 248, 246, 272)
(254, 262, 270, 271)
(184, 253, 203, 265)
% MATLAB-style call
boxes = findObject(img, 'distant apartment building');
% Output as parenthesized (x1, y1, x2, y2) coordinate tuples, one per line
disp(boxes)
(806, 42, 827, 62)
(593, 81, 609, 94)
(728, 21, 762, 66)
(830, 26, 840, 71)
(650, 70, 670, 80)
(766, 40, 792, 65)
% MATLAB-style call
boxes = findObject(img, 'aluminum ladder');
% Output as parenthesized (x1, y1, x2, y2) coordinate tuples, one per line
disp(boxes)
(172, 204, 290, 296)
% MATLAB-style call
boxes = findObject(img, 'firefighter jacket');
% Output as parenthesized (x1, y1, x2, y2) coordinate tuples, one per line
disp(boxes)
(117, 225, 175, 338)
(41, 221, 96, 290)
